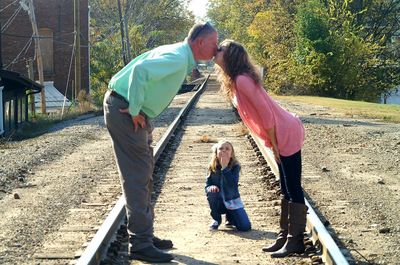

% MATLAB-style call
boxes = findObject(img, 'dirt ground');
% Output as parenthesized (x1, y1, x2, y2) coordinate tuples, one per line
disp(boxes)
(138, 82, 310, 265)
(0, 93, 193, 265)
(278, 99, 400, 264)
(0, 78, 399, 264)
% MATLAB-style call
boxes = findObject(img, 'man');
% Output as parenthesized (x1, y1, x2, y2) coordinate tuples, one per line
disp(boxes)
(103, 22, 218, 263)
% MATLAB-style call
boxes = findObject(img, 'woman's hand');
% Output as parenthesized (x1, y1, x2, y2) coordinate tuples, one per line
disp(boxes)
(207, 185, 220, 193)
(272, 146, 281, 164)
(266, 127, 280, 164)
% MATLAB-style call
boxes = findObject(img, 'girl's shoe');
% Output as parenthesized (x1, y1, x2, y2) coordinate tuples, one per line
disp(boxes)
(225, 220, 234, 228)
(209, 220, 219, 230)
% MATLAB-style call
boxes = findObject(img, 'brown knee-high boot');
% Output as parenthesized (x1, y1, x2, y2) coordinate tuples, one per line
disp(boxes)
(262, 198, 289, 252)
(271, 202, 308, 258)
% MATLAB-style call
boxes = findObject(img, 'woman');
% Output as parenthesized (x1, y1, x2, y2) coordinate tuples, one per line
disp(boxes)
(214, 40, 307, 257)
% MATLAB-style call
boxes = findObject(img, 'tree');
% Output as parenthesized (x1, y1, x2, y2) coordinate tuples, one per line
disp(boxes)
(248, 3, 298, 94)
(207, 0, 266, 43)
(293, 0, 398, 101)
(89, 0, 195, 106)
(207, 0, 400, 101)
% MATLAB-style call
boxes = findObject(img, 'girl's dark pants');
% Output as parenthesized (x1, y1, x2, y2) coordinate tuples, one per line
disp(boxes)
(206, 192, 251, 231)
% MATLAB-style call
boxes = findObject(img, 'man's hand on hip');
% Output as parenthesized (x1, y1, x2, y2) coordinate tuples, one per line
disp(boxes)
(119, 108, 146, 131)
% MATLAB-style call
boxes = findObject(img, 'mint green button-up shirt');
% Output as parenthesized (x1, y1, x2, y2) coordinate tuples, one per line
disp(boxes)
(108, 41, 196, 118)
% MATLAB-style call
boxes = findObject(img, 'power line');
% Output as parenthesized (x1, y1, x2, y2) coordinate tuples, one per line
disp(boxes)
(1, 32, 89, 47)
(4, 33, 33, 69)
(1, 5, 22, 33)
(0, 0, 19, 13)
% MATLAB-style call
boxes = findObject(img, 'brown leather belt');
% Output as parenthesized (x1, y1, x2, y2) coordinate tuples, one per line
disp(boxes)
(109, 90, 127, 103)
(109, 90, 148, 118)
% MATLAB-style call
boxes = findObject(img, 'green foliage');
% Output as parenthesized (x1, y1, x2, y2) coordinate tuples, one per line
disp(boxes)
(248, 6, 297, 94)
(292, 0, 397, 101)
(208, 0, 266, 43)
(90, 36, 124, 106)
(208, 0, 400, 103)
(89, 0, 195, 107)
(295, 1, 330, 50)
(292, 0, 336, 95)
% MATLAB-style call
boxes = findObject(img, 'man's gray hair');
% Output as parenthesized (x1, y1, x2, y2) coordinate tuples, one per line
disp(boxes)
(187, 22, 217, 42)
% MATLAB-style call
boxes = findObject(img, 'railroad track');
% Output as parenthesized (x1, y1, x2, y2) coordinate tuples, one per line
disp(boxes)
(22, 75, 349, 265)
(29, 83, 204, 264)
(69, 76, 350, 265)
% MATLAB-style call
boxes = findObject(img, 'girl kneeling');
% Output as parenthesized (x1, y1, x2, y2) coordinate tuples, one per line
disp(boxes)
(205, 140, 251, 232)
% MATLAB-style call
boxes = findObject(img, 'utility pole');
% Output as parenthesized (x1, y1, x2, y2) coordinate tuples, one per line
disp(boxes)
(117, 0, 128, 65)
(74, 0, 81, 100)
(26, 0, 46, 113)
(26, 59, 36, 115)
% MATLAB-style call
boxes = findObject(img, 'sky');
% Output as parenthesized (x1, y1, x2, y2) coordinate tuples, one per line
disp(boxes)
(187, 0, 209, 22)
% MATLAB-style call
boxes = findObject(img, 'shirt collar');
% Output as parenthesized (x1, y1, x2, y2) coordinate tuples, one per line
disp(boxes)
(184, 40, 197, 70)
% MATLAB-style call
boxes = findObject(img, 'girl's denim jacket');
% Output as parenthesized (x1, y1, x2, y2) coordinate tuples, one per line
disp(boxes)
(205, 164, 241, 201)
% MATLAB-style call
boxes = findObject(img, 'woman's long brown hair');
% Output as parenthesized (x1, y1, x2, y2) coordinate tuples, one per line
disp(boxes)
(215, 40, 262, 99)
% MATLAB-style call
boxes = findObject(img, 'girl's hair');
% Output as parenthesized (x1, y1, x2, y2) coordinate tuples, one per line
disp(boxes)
(208, 140, 240, 173)
(215, 40, 262, 99)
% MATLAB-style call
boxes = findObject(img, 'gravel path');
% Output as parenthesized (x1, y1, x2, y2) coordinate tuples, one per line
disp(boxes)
(0, 86, 399, 264)
(278, 100, 400, 264)
(148, 82, 310, 264)
(0, 93, 194, 265)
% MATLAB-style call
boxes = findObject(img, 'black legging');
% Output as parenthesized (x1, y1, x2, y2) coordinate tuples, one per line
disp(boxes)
(278, 150, 305, 204)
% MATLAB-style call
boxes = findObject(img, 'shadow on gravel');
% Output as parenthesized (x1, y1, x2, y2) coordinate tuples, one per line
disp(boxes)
(151, 123, 184, 205)
(220, 228, 276, 241)
(301, 116, 385, 127)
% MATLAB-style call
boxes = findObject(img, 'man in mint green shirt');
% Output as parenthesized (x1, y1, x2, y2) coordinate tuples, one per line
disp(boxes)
(104, 22, 218, 263)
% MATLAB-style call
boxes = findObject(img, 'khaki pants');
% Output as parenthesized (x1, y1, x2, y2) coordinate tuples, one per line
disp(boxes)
(103, 90, 155, 251)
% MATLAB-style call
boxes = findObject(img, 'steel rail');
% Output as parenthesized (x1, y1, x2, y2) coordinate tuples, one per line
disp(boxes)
(250, 133, 349, 265)
(76, 75, 210, 265)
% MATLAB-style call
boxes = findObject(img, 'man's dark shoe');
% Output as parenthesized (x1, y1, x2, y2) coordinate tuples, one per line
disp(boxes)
(130, 245, 173, 263)
(153, 236, 174, 250)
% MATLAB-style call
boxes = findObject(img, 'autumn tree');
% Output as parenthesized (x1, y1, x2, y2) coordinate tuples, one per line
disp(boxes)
(207, 0, 266, 44)
(89, 0, 195, 106)
(209, 0, 400, 102)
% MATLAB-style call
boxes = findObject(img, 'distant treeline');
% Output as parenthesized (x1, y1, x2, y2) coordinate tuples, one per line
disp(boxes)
(208, 0, 400, 102)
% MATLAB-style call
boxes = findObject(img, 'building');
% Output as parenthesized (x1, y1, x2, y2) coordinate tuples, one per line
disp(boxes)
(0, 69, 42, 136)
(0, 0, 89, 102)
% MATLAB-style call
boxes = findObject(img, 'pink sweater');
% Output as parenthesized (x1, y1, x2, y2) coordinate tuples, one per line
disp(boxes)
(233, 75, 305, 156)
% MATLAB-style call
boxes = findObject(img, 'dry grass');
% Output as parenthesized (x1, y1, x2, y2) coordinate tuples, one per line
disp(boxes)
(274, 95, 400, 123)
(193, 135, 218, 143)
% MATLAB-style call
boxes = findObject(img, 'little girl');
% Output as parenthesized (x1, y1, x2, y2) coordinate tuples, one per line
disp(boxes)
(205, 140, 251, 231)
